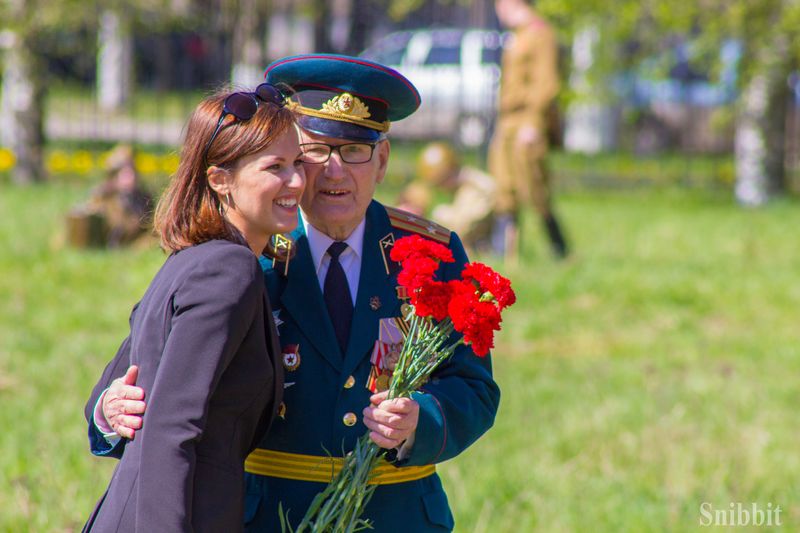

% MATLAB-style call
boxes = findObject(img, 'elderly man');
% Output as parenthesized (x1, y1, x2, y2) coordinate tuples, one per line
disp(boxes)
(86, 54, 500, 533)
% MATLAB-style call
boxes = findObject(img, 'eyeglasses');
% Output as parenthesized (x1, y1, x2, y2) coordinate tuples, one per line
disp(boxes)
(299, 141, 381, 165)
(203, 83, 286, 165)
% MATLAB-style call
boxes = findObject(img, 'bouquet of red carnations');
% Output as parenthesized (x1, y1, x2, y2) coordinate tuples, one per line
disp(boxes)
(285, 235, 515, 533)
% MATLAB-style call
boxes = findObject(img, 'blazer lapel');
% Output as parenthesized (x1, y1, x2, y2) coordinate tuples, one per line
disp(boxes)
(279, 232, 343, 372)
(342, 202, 400, 377)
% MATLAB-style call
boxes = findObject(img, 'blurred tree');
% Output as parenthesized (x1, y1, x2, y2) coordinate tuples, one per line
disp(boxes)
(537, 0, 800, 205)
(0, 0, 85, 183)
(231, 0, 270, 86)
(98, 6, 134, 110)
(0, 0, 192, 184)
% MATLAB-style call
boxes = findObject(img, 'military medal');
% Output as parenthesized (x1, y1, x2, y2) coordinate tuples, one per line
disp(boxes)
(369, 296, 381, 311)
(375, 374, 390, 392)
(396, 286, 409, 300)
(366, 317, 409, 392)
(282, 344, 301, 371)
(396, 286, 412, 319)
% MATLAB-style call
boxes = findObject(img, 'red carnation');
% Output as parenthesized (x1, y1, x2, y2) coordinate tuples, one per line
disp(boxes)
(411, 280, 452, 321)
(397, 256, 439, 290)
(390, 235, 454, 264)
(461, 262, 516, 309)
(447, 285, 502, 357)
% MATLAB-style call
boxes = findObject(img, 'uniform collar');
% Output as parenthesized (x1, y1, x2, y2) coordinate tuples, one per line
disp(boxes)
(301, 212, 366, 274)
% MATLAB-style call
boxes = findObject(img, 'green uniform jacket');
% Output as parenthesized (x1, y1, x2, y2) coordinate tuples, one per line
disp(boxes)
(244, 200, 500, 532)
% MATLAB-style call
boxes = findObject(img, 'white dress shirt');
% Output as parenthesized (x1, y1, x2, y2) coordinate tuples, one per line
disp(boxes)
(302, 213, 365, 303)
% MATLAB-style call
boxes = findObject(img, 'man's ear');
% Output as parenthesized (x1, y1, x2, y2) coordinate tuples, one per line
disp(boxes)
(206, 165, 231, 195)
(375, 139, 391, 185)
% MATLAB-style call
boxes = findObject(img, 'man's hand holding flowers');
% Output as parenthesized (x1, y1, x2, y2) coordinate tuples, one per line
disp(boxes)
(362, 391, 419, 450)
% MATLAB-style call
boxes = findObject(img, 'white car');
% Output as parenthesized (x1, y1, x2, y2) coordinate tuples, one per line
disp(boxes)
(360, 28, 506, 147)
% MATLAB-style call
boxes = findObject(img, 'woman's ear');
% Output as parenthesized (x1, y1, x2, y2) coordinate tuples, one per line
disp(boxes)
(207, 165, 231, 195)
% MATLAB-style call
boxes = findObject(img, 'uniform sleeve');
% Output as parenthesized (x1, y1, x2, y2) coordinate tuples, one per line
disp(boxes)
(135, 245, 263, 532)
(400, 232, 501, 466)
(84, 305, 139, 459)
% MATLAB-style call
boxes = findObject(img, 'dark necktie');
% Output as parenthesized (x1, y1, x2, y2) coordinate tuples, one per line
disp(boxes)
(324, 241, 353, 355)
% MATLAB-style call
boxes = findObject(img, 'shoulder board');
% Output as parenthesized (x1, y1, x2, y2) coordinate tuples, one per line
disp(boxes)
(385, 206, 451, 245)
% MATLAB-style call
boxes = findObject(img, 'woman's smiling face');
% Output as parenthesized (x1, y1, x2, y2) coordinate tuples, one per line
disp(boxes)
(224, 127, 306, 248)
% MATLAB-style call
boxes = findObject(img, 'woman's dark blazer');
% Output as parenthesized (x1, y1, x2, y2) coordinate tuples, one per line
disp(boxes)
(83, 239, 283, 532)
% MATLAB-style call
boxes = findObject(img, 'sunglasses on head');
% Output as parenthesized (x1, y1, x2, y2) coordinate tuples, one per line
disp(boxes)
(203, 83, 286, 166)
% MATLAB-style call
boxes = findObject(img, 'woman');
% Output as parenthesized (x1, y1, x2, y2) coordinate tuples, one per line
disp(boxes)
(83, 84, 305, 532)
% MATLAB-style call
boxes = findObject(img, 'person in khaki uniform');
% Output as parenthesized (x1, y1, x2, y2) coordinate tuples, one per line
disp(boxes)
(65, 145, 154, 249)
(489, 0, 569, 260)
(397, 142, 497, 254)
(90, 145, 153, 247)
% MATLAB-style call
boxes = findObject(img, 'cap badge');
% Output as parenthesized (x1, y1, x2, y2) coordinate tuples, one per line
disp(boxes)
(338, 93, 354, 112)
(323, 93, 371, 119)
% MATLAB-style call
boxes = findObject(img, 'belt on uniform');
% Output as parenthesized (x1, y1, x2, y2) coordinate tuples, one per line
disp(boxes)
(245, 448, 435, 485)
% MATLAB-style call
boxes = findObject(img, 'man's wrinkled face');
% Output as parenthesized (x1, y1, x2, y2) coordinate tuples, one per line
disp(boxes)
(298, 130, 390, 240)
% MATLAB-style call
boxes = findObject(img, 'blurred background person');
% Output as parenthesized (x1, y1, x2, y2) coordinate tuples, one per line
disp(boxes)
(65, 144, 154, 249)
(86, 144, 154, 247)
(397, 141, 497, 255)
(490, 0, 569, 261)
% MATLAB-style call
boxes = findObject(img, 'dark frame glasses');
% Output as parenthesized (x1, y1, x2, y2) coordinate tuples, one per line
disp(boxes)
(298, 142, 382, 164)
(203, 83, 286, 166)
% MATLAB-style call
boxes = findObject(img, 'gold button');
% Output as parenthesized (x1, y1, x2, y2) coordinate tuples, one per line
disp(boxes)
(343, 412, 357, 426)
(344, 375, 355, 389)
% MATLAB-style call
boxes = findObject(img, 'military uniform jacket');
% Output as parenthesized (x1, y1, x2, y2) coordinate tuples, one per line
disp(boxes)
(244, 201, 501, 532)
(498, 17, 561, 131)
(84, 240, 283, 532)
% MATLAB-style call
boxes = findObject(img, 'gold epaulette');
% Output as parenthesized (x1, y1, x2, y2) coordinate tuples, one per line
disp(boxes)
(385, 206, 451, 245)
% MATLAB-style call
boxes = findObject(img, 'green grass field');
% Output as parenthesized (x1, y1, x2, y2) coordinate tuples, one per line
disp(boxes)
(1, 181, 799, 532)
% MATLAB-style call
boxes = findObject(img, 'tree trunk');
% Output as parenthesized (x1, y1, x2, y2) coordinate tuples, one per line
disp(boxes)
(267, 0, 293, 60)
(734, 40, 791, 206)
(1, 31, 45, 184)
(330, 0, 352, 54)
(312, 0, 333, 53)
(231, 0, 267, 88)
(97, 9, 133, 111)
(563, 25, 618, 153)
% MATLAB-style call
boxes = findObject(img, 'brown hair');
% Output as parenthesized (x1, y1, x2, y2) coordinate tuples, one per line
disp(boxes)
(154, 89, 296, 257)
